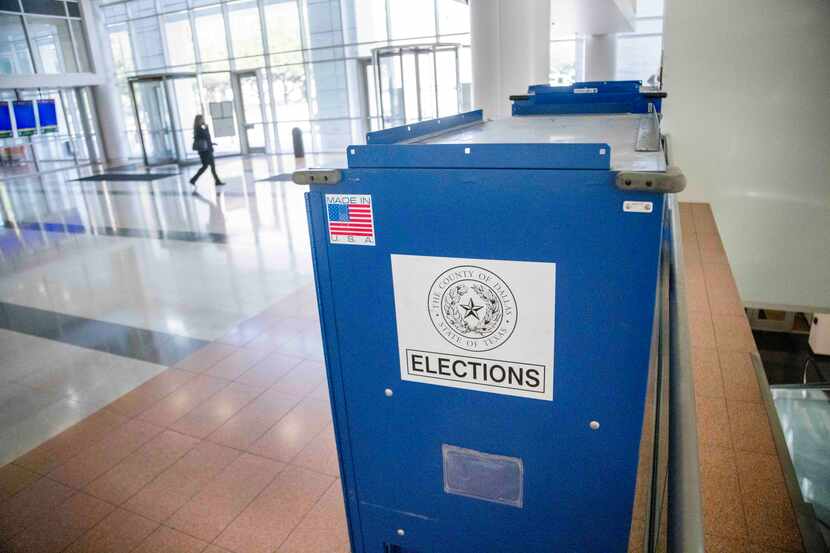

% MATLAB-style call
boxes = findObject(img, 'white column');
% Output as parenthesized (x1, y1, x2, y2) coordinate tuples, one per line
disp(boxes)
(585, 34, 617, 81)
(80, 0, 130, 165)
(471, 0, 550, 120)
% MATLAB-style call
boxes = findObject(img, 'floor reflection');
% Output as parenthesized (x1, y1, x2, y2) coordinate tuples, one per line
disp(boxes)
(0, 154, 339, 465)
(0, 154, 341, 341)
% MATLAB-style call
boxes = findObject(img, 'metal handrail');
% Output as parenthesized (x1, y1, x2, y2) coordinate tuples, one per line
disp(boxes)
(665, 196, 706, 553)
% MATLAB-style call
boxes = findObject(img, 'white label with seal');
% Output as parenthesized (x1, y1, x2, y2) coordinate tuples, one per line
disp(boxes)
(623, 201, 654, 213)
(573, 87, 598, 94)
(391, 255, 555, 401)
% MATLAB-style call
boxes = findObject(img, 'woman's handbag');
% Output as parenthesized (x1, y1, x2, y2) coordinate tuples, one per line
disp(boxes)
(192, 138, 210, 152)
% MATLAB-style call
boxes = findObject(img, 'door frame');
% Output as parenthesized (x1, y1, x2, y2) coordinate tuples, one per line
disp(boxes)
(233, 70, 267, 154)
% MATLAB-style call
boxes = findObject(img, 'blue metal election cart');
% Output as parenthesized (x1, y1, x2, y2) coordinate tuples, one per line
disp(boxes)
(298, 81, 684, 553)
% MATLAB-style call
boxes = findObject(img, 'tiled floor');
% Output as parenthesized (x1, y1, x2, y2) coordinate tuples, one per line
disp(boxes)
(0, 286, 350, 553)
(0, 155, 344, 466)
(681, 203, 806, 553)
(0, 155, 350, 552)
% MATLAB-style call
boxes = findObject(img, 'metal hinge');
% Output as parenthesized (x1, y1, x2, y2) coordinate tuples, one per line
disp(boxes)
(292, 169, 342, 185)
(616, 167, 686, 193)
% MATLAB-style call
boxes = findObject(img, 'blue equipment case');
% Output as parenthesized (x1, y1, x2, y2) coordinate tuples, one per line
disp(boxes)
(299, 81, 684, 553)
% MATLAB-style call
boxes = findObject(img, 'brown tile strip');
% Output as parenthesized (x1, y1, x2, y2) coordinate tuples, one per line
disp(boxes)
(680, 202, 806, 552)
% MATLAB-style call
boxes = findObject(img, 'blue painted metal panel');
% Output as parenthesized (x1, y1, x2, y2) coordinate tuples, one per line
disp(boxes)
(347, 143, 611, 170)
(366, 110, 483, 145)
(306, 165, 665, 552)
(514, 81, 661, 115)
(528, 80, 642, 95)
(512, 101, 646, 116)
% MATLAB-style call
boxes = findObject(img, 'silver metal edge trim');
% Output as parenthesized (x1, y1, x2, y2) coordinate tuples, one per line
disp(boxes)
(406, 119, 488, 144)
(667, 196, 705, 553)
(635, 111, 661, 152)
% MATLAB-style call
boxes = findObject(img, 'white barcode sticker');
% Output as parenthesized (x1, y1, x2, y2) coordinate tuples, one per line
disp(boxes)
(573, 87, 598, 94)
(623, 201, 654, 213)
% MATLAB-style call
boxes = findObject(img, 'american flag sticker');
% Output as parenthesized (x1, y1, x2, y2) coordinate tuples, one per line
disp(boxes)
(325, 194, 375, 246)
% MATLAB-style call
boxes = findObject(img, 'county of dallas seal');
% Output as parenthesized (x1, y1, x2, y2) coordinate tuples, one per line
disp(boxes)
(428, 265, 517, 352)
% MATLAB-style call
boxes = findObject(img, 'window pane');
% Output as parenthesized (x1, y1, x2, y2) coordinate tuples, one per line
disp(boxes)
(163, 11, 195, 69)
(108, 23, 134, 73)
(159, 0, 188, 12)
(0, 14, 34, 75)
(389, 0, 435, 41)
(131, 16, 164, 70)
(80, 87, 102, 160)
(117, 81, 142, 157)
(436, 48, 458, 116)
(400, 52, 418, 122)
(200, 72, 239, 153)
(56, 89, 79, 137)
(304, 0, 343, 62)
(622, 18, 663, 35)
(437, 0, 469, 37)
(377, 52, 402, 125)
(616, 35, 662, 82)
(307, 60, 348, 118)
(172, 77, 201, 158)
(271, 65, 306, 109)
(417, 53, 436, 120)
(27, 16, 77, 73)
(353, 0, 386, 44)
(365, 62, 378, 122)
(194, 5, 229, 70)
(128, 0, 157, 19)
(70, 19, 90, 71)
(103, 4, 128, 25)
(635, 0, 663, 18)
(550, 40, 576, 85)
(459, 46, 471, 110)
(227, 0, 264, 70)
(264, 0, 302, 66)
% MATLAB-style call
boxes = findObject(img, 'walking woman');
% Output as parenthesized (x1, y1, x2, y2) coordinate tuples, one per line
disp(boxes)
(190, 114, 225, 187)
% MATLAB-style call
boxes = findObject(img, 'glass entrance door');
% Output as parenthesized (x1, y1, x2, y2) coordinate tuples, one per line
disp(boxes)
(371, 44, 462, 129)
(168, 76, 201, 162)
(237, 72, 265, 152)
(130, 78, 176, 165)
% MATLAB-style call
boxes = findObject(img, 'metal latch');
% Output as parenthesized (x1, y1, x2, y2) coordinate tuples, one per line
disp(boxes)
(292, 169, 342, 185)
(616, 167, 686, 193)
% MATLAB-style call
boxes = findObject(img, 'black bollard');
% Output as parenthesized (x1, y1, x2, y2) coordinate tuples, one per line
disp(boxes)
(291, 127, 305, 158)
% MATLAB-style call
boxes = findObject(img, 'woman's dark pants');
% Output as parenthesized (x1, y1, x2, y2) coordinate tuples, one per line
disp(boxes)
(192, 151, 220, 183)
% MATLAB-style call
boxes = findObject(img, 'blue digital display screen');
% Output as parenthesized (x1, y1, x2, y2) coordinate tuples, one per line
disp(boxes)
(37, 99, 58, 130)
(0, 102, 11, 137)
(13, 101, 36, 134)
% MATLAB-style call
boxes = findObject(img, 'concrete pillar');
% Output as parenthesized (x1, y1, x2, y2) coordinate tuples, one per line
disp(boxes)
(471, 0, 550, 119)
(80, 0, 130, 165)
(585, 34, 617, 81)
